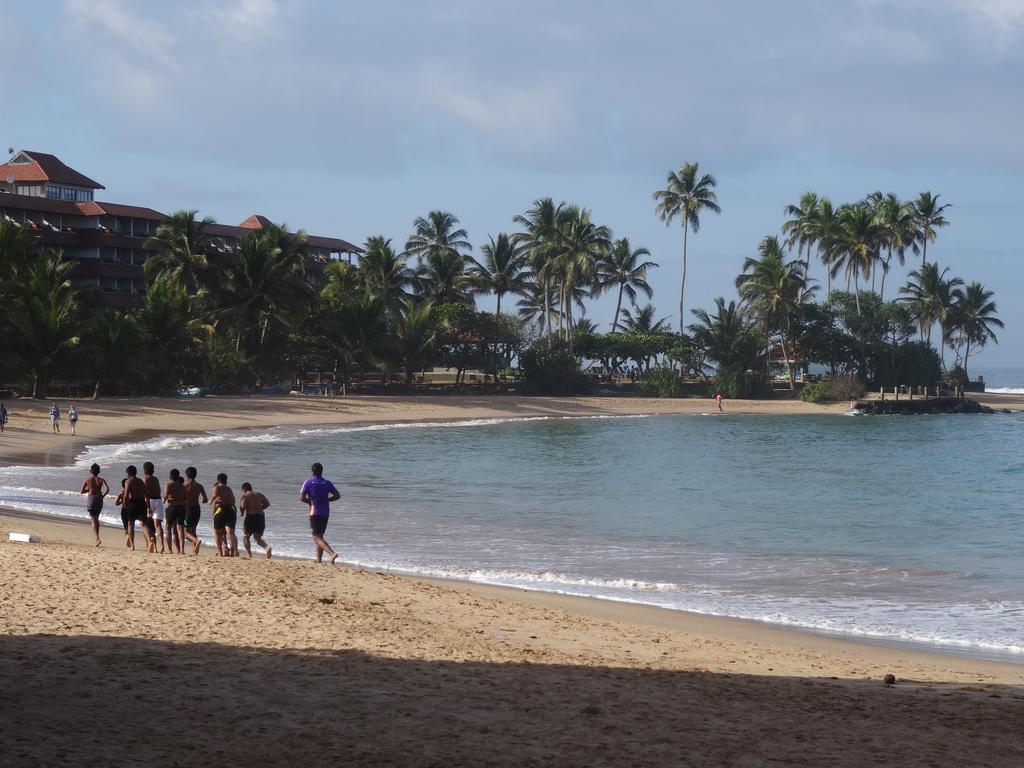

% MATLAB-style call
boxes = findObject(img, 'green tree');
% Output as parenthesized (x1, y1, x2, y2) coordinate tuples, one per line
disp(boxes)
(735, 236, 813, 388)
(136, 275, 195, 391)
(781, 191, 820, 276)
(653, 162, 721, 334)
(911, 192, 951, 268)
(688, 297, 765, 397)
(554, 205, 609, 339)
(89, 309, 141, 398)
(900, 262, 963, 368)
(469, 233, 531, 361)
(321, 260, 362, 300)
(593, 238, 657, 333)
(829, 203, 881, 315)
(620, 303, 670, 333)
(144, 209, 216, 292)
(3, 252, 83, 398)
(948, 282, 1002, 378)
(359, 236, 414, 316)
(394, 300, 437, 383)
(513, 198, 565, 336)
(803, 197, 840, 293)
(868, 192, 917, 299)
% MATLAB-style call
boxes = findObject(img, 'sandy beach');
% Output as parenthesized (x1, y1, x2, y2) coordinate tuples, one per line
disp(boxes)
(2, 393, 1024, 765)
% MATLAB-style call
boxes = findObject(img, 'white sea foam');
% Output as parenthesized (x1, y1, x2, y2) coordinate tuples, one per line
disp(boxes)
(986, 387, 1024, 395)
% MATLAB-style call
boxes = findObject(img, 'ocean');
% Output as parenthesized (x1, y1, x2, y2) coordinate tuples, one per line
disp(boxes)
(2, 401, 1023, 662)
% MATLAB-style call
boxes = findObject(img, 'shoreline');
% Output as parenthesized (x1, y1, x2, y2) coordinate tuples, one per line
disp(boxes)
(3, 505, 1022, 673)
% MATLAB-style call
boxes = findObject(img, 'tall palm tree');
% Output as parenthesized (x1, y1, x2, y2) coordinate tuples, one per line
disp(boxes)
(517, 282, 559, 333)
(869, 192, 917, 299)
(620, 303, 670, 333)
(89, 309, 141, 398)
(781, 191, 820, 276)
(947, 282, 1002, 378)
(830, 203, 881, 315)
(468, 233, 531, 355)
(803, 197, 840, 293)
(404, 210, 471, 264)
(144, 209, 216, 292)
(653, 162, 721, 334)
(218, 224, 314, 368)
(0, 218, 36, 284)
(320, 260, 362, 300)
(735, 236, 813, 388)
(394, 299, 437, 383)
(900, 262, 963, 369)
(513, 198, 565, 336)
(911, 192, 951, 268)
(358, 235, 415, 315)
(3, 252, 83, 398)
(554, 205, 609, 339)
(415, 249, 474, 305)
(593, 238, 658, 333)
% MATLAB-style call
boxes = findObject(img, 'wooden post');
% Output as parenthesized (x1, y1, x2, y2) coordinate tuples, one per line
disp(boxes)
(909, 387, 913, 401)
(880, 386, 885, 401)
(894, 386, 899, 401)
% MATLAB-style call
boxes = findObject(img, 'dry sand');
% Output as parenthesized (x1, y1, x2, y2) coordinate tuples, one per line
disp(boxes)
(2, 393, 1023, 766)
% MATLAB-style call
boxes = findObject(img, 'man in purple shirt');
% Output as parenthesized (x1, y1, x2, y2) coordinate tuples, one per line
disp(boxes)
(299, 462, 341, 564)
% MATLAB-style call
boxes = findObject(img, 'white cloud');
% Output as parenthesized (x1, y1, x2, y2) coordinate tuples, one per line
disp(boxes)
(198, 0, 297, 41)
(63, 0, 175, 69)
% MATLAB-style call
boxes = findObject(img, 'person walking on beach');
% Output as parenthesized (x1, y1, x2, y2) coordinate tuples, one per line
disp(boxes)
(182, 466, 205, 556)
(714, 391, 723, 412)
(48, 404, 60, 433)
(122, 465, 154, 552)
(163, 469, 188, 555)
(210, 473, 238, 557)
(0, 402, 8, 433)
(80, 463, 110, 547)
(240, 482, 272, 559)
(68, 404, 78, 436)
(143, 462, 167, 554)
(300, 462, 340, 565)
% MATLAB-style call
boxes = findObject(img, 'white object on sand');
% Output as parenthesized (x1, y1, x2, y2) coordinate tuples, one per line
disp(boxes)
(8, 532, 41, 543)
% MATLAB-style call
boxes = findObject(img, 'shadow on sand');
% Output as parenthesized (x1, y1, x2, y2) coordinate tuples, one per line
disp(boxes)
(2, 634, 1023, 767)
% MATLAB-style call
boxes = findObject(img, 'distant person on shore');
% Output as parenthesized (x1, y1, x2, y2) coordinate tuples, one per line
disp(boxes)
(122, 465, 154, 552)
(240, 482, 272, 559)
(143, 462, 166, 554)
(299, 462, 340, 564)
(0, 402, 8, 432)
(210, 473, 238, 557)
(715, 392, 724, 412)
(182, 466, 206, 556)
(80, 463, 110, 547)
(68, 404, 78, 436)
(163, 469, 188, 555)
(48, 404, 60, 434)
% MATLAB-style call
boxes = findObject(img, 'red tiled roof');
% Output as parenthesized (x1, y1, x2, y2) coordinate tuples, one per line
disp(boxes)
(0, 151, 105, 189)
(239, 214, 273, 229)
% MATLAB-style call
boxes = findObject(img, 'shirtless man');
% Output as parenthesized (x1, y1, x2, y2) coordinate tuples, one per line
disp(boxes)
(239, 482, 272, 559)
(210, 473, 238, 557)
(163, 469, 188, 555)
(182, 466, 206, 556)
(80, 463, 110, 547)
(143, 462, 167, 554)
(122, 465, 154, 552)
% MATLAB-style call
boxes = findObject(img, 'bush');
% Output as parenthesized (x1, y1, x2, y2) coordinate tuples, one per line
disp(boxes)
(943, 365, 968, 389)
(518, 337, 589, 395)
(712, 366, 766, 399)
(799, 375, 865, 403)
(640, 367, 683, 398)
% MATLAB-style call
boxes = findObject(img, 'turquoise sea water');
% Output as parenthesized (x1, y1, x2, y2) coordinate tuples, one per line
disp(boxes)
(2, 409, 1023, 660)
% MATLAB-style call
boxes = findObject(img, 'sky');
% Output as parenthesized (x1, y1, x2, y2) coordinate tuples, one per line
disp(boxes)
(4, 0, 1022, 368)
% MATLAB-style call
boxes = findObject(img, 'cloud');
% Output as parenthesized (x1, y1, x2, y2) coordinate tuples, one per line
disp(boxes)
(63, 0, 175, 69)
(197, 0, 296, 41)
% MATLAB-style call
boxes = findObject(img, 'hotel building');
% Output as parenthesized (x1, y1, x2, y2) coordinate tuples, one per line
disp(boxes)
(0, 150, 362, 306)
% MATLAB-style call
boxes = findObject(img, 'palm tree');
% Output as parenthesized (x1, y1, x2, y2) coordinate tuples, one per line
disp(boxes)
(781, 191, 820, 276)
(517, 282, 559, 333)
(911, 192, 951, 268)
(803, 197, 840, 293)
(144, 209, 216, 292)
(554, 205, 610, 339)
(900, 262, 963, 369)
(394, 299, 437, 383)
(321, 260, 362, 300)
(513, 198, 565, 336)
(415, 249, 474, 305)
(948, 282, 1002, 378)
(593, 238, 657, 333)
(89, 309, 141, 398)
(688, 297, 764, 385)
(405, 210, 471, 264)
(620, 303, 670, 333)
(869, 192, 917, 299)
(830, 203, 881, 314)
(735, 236, 813, 388)
(653, 162, 721, 334)
(218, 224, 314, 373)
(359, 236, 414, 315)
(0, 218, 36, 284)
(468, 233, 531, 357)
(3, 252, 83, 398)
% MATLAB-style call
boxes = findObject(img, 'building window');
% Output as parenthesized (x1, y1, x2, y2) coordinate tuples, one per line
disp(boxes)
(76, 189, 93, 202)
(16, 184, 42, 197)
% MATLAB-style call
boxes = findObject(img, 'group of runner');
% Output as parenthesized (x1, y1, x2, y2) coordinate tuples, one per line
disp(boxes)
(80, 461, 342, 564)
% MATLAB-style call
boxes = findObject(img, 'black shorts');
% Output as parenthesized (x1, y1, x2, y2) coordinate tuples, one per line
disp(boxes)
(243, 514, 266, 537)
(213, 505, 237, 530)
(184, 505, 201, 529)
(309, 515, 329, 536)
(166, 505, 186, 527)
(86, 494, 104, 517)
(126, 499, 148, 523)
